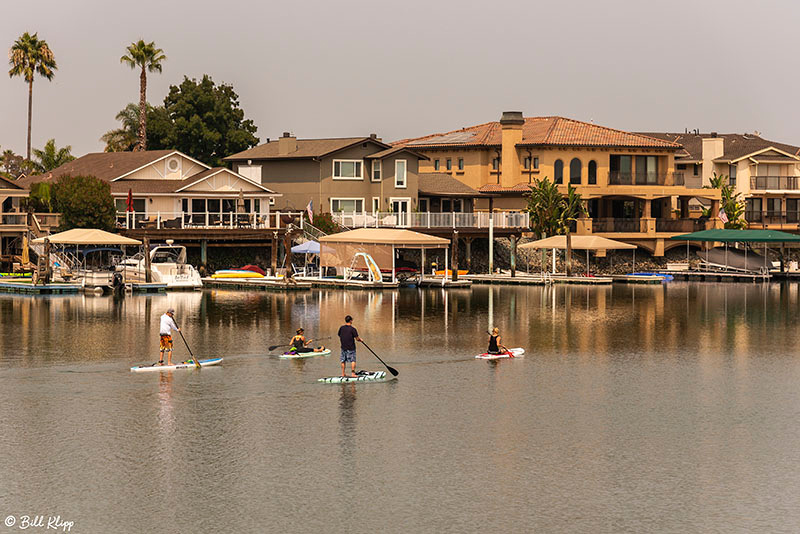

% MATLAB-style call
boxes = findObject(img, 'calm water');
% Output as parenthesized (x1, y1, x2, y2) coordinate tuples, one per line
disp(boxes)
(2, 283, 800, 533)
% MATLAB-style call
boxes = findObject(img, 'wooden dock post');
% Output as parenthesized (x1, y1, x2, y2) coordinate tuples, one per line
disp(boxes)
(200, 239, 208, 265)
(465, 238, 472, 272)
(143, 236, 152, 283)
(451, 231, 459, 281)
(271, 232, 278, 275)
(510, 234, 517, 277)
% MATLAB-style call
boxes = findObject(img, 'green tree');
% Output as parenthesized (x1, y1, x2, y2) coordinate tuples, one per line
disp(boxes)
(147, 75, 259, 166)
(51, 175, 116, 231)
(31, 139, 75, 172)
(21, 182, 52, 212)
(1, 149, 34, 179)
(707, 172, 747, 229)
(8, 32, 57, 160)
(120, 40, 166, 151)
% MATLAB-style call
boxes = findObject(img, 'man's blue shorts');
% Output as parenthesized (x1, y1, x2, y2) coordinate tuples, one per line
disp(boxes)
(340, 349, 356, 363)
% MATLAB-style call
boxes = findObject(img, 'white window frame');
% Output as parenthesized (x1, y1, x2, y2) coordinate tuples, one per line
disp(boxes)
(333, 159, 363, 181)
(330, 197, 365, 213)
(395, 159, 407, 189)
(371, 160, 381, 182)
(389, 197, 412, 222)
(372, 197, 380, 213)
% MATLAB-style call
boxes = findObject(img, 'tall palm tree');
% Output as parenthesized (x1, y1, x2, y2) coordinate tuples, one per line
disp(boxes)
(100, 103, 145, 152)
(31, 139, 75, 172)
(120, 40, 166, 151)
(8, 32, 57, 160)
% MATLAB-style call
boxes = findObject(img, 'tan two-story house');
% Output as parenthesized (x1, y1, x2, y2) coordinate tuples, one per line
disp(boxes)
(397, 112, 722, 255)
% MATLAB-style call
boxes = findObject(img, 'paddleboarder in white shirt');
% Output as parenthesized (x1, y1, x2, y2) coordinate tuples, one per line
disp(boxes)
(159, 308, 180, 365)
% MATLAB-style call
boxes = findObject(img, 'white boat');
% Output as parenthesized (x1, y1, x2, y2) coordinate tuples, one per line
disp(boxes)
(117, 243, 202, 289)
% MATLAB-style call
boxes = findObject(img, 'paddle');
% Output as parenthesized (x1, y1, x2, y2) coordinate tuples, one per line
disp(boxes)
(269, 336, 331, 352)
(176, 322, 201, 369)
(359, 340, 399, 376)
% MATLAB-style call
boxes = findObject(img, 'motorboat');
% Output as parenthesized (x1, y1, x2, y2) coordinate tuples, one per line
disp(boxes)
(117, 242, 202, 289)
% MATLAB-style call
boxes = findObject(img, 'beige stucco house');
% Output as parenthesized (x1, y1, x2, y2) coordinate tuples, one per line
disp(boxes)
(641, 132, 800, 230)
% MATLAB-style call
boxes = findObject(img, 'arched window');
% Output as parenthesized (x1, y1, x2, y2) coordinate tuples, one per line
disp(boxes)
(570, 158, 582, 184)
(588, 160, 597, 184)
(554, 159, 563, 184)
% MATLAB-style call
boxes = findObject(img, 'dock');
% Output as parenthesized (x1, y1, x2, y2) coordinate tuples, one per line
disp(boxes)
(611, 275, 667, 284)
(0, 280, 82, 294)
(462, 273, 613, 285)
(202, 277, 313, 291)
(659, 270, 770, 282)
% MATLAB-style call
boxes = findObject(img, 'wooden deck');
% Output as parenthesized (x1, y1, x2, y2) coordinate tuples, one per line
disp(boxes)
(0, 280, 82, 294)
(658, 270, 770, 282)
(462, 274, 614, 285)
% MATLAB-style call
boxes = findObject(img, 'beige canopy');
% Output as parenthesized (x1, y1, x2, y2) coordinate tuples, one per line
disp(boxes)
(319, 228, 449, 248)
(33, 228, 142, 246)
(519, 235, 636, 250)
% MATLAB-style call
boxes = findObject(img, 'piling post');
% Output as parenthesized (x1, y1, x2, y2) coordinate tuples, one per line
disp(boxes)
(465, 238, 472, 272)
(200, 239, 208, 266)
(451, 231, 459, 281)
(143, 236, 152, 283)
(510, 234, 517, 278)
(43, 238, 51, 285)
(271, 232, 279, 275)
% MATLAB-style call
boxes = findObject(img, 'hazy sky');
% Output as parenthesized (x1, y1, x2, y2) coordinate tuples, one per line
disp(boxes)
(2, 0, 799, 157)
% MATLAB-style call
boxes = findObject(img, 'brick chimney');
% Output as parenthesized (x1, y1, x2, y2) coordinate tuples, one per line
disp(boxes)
(500, 111, 524, 187)
(278, 132, 297, 155)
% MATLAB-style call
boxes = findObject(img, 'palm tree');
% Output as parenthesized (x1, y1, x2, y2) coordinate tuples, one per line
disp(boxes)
(8, 32, 57, 160)
(120, 40, 166, 151)
(100, 103, 144, 152)
(559, 184, 586, 276)
(31, 139, 75, 172)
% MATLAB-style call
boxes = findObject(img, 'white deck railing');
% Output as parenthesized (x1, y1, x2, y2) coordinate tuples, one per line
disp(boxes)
(115, 211, 305, 230)
(332, 211, 530, 229)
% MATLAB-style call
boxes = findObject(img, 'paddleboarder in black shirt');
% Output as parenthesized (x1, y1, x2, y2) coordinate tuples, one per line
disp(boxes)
(337, 315, 363, 377)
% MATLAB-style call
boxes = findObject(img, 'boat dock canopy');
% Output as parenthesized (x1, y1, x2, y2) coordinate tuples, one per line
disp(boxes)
(670, 229, 800, 243)
(32, 228, 142, 245)
(519, 235, 636, 250)
(318, 228, 449, 272)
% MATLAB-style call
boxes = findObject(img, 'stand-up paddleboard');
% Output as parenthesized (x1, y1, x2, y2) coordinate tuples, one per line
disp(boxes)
(131, 358, 223, 372)
(318, 370, 387, 383)
(475, 348, 525, 360)
(280, 348, 332, 359)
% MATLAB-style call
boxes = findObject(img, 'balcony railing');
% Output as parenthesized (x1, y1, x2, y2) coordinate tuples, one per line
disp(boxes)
(746, 211, 800, 225)
(591, 218, 642, 232)
(655, 218, 706, 232)
(0, 213, 29, 226)
(750, 176, 800, 190)
(608, 172, 685, 186)
(332, 211, 530, 229)
(116, 211, 304, 230)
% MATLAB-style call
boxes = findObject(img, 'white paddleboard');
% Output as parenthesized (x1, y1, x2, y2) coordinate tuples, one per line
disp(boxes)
(279, 348, 332, 359)
(131, 358, 223, 372)
(475, 348, 525, 360)
(318, 371, 387, 383)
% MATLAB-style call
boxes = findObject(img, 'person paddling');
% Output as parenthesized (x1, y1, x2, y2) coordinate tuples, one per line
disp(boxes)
(289, 328, 326, 353)
(159, 308, 180, 365)
(337, 315, 363, 377)
(487, 327, 507, 355)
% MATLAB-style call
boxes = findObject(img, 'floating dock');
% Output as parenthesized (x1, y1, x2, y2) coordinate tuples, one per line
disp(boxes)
(202, 277, 312, 291)
(463, 274, 613, 285)
(659, 270, 769, 282)
(0, 280, 82, 294)
(611, 275, 667, 284)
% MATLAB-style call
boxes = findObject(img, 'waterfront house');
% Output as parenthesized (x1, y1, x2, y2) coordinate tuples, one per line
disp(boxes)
(397, 112, 723, 255)
(224, 132, 430, 218)
(18, 150, 280, 229)
(0, 175, 32, 261)
(639, 132, 800, 231)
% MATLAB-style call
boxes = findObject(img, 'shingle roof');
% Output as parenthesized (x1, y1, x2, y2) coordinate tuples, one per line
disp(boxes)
(0, 175, 23, 190)
(417, 173, 481, 197)
(365, 146, 428, 160)
(638, 132, 800, 162)
(111, 168, 276, 194)
(17, 150, 177, 187)
(398, 117, 678, 149)
(224, 137, 390, 161)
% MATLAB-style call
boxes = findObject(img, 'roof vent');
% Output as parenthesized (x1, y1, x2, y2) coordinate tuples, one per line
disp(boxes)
(369, 133, 377, 139)
(282, 132, 291, 138)
(711, 132, 718, 138)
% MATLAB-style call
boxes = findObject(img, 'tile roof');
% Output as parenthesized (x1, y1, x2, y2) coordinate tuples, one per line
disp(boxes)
(224, 137, 390, 161)
(398, 117, 679, 149)
(17, 150, 177, 187)
(417, 173, 481, 197)
(638, 132, 800, 162)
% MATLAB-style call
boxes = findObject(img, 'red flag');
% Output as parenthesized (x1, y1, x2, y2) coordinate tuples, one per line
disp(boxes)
(126, 189, 134, 212)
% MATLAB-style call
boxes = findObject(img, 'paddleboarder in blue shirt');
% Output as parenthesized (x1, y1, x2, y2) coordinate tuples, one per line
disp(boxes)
(337, 315, 363, 377)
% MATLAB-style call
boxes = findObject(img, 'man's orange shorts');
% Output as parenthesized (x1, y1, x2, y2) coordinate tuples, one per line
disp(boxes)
(160, 334, 173, 351)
